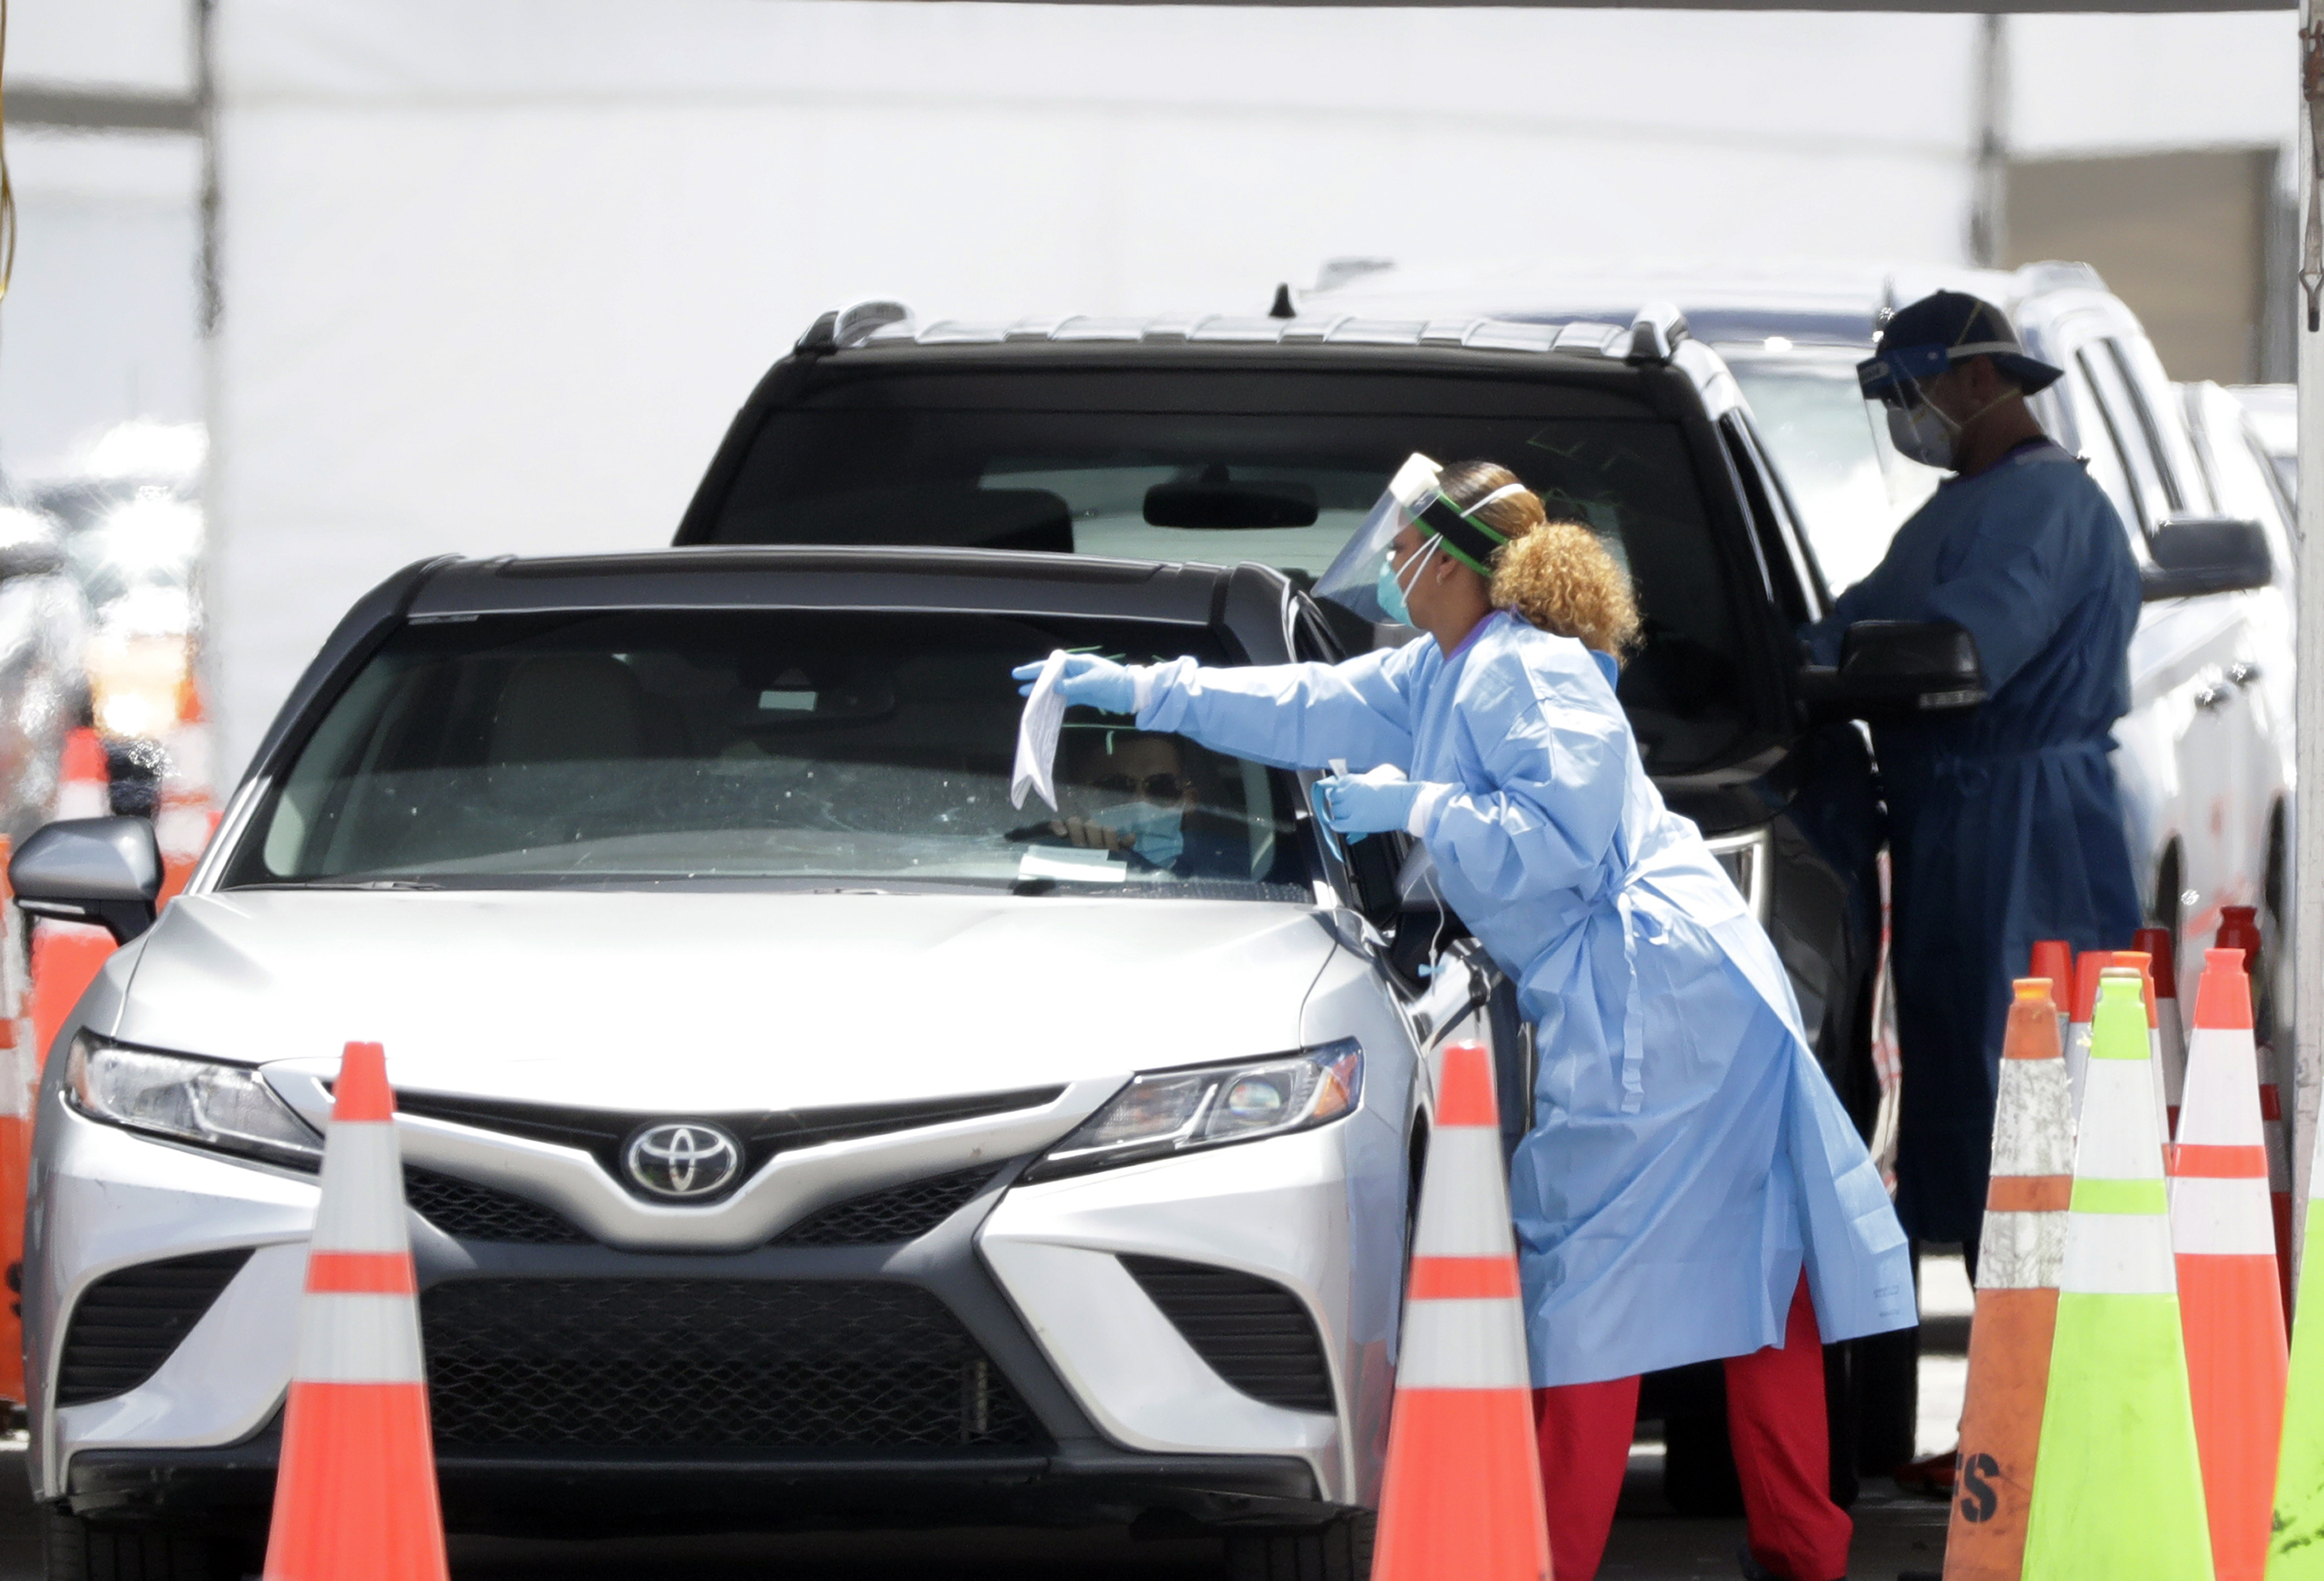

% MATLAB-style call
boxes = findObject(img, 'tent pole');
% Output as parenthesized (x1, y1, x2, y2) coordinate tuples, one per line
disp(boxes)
(2294, 0, 2323, 1291)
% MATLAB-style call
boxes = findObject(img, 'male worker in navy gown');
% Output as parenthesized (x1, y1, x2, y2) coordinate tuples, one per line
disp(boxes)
(1804, 289, 2141, 1292)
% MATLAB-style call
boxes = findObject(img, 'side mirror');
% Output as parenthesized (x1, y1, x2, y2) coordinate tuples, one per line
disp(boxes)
(10, 817, 163, 943)
(1797, 620, 1988, 724)
(2142, 517, 2273, 601)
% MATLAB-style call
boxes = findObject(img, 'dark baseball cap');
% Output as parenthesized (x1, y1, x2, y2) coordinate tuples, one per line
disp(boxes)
(1856, 290, 2062, 401)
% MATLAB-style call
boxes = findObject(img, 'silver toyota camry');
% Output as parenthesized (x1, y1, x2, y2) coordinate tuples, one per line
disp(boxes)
(15, 547, 1517, 1579)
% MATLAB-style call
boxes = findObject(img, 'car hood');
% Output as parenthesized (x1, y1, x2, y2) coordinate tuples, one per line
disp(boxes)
(110, 889, 1340, 1111)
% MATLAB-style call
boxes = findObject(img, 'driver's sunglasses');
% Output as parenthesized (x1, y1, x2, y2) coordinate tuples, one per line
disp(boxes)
(1092, 772, 1186, 800)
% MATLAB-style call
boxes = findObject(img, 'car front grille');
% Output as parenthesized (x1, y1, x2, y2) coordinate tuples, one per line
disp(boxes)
(1118, 1254, 1335, 1414)
(398, 1164, 1003, 1248)
(391, 1086, 1063, 1201)
(773, 1166, 1000, 1246)
(405, 1168, 592, 1245)
(56, 1249, 254, 1406)
(420, 1277, 1039, 1452)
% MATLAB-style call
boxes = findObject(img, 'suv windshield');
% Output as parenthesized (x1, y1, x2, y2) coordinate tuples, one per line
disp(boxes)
(221, 609, 1312, 900)
(707, 368, 1757, 772)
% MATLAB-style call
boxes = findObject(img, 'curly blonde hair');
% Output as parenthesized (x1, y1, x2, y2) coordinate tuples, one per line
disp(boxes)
(1437, 459, 1642, 660)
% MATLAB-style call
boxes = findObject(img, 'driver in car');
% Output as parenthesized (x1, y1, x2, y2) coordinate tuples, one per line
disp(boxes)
(1044, 727, 1196, 867)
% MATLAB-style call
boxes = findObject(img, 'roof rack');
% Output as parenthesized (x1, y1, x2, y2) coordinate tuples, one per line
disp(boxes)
(797, 302, 1691, 365)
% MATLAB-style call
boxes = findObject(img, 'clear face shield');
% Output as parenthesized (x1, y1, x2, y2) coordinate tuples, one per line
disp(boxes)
(1857, 338, 2022, 472)
(1310, 453, 1447, 625)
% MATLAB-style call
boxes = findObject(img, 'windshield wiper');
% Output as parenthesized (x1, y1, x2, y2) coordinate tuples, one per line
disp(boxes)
(234, 879, 443, 892)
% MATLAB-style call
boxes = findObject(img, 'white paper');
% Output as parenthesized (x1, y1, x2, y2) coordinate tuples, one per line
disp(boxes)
(1011, 649, 1070, 811)
(1015, 846, 1127, 884)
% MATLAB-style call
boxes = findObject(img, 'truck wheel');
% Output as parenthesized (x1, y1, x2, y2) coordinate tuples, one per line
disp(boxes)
(43, 1509, 240, 1581)
(1224, 1511, 1374, 1581)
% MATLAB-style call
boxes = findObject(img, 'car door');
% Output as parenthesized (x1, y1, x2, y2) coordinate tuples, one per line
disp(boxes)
(2182, 382, 2297, 987)
(2064, 332, 2243, 949)
(2107, 338, 2273, 959)
(1287, 600, 1520, 1145)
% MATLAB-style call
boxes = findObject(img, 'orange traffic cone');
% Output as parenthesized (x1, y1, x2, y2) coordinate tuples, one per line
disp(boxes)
(2219, 907, 2295, 1325)
(2064, 950, 2106, 1121)
(2170, 949, 2287, 1581)
(2137, 927, 2188, 1136)
(155, 676, 220, 903)
(1374, 1041, 1550, 1581)
(53, 727, 107, 822)
(262, 1041, 448, 1581)
(1944, 979, 2074, 1581)
(2113, 949, 2172, 1149)
(2032, 940, 2074, 1054)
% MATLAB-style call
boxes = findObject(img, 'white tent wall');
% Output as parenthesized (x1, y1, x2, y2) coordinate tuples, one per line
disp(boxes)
(207, 0, 1994, 773)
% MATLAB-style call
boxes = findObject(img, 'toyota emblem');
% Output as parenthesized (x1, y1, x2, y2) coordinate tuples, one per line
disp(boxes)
(623, 1121, 743, 1199)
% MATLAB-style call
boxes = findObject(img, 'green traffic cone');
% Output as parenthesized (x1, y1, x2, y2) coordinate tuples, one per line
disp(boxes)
(2021, 970, 2214, 1580)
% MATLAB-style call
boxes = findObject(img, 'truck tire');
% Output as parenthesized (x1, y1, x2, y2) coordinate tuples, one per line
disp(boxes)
(1224, 1512, 1374, 1581)
(42, 1509, 240, 1581)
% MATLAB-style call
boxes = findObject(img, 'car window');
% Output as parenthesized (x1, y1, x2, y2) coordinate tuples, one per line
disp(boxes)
(1721, 350, 1938, 593)
(2189, 386, 2297, 571)
(221, 609, 1314, 900)
(2061, 350, 2150, 538)
(1719, 415, 1824, 619)
(711, 371, 1762, 773)
(2100, 340, 2193, 516)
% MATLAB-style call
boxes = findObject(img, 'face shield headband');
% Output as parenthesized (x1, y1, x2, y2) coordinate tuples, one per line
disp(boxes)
(1854, 338, 2022, 409)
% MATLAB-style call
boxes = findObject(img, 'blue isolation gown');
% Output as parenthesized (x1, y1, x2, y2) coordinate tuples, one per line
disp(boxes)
(1136, 611, 1913, 1387)
(1805, 439, 2141, 1243)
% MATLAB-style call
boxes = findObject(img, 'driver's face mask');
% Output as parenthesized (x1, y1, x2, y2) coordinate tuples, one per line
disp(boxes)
(1092, 799, 1185, 868)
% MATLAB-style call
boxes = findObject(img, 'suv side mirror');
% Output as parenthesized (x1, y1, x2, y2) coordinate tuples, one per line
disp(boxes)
(2142, 517, 2273, 602)
(1798, 620, 1988, 724)
(10, 817, 163, 943)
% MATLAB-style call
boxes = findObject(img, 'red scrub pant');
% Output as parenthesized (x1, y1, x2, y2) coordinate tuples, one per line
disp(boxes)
(1530, 1275, 1849, 1581)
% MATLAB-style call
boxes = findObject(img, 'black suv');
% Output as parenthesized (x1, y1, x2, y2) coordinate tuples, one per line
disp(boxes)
(674, 298, 1971, 1504)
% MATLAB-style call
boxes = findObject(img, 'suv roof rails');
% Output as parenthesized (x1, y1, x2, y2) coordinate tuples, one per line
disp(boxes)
(795, 300, 913, 354)
(794, 307, 1688, 364)
(1627, 301, 1690, 364)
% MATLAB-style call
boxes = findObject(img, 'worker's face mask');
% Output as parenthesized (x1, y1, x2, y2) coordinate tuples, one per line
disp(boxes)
(1375, 537, 1440, 627)
(1886, 399, 1959, 471)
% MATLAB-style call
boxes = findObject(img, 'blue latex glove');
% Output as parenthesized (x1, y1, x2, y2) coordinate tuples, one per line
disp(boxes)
(1318, 769, 1422, 837)
(1012, 651, 1138, 715)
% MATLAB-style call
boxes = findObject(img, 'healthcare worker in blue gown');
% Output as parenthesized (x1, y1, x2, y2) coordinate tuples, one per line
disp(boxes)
(1804, 292, 2142, 1264)
(1016, 458, 1912, 1581)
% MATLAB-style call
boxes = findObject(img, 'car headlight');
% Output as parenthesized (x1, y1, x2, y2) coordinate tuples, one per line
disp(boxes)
(1024, 1039, 1362, 1181)
(64, 1034, 322, 1169)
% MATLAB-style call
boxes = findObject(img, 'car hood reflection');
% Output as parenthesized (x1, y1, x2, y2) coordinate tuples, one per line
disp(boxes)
(107, 889, 1338, 1112)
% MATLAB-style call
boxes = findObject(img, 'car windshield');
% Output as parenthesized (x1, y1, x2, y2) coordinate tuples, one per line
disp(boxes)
(707, 369, 1761, 772)
(1719, 347, 1941, 592)
(220, 609, 1314, 900)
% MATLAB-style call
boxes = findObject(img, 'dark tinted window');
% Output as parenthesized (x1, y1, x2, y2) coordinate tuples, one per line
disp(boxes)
(710, 369, 1757, 771)
(223, 609, 1311, 900)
